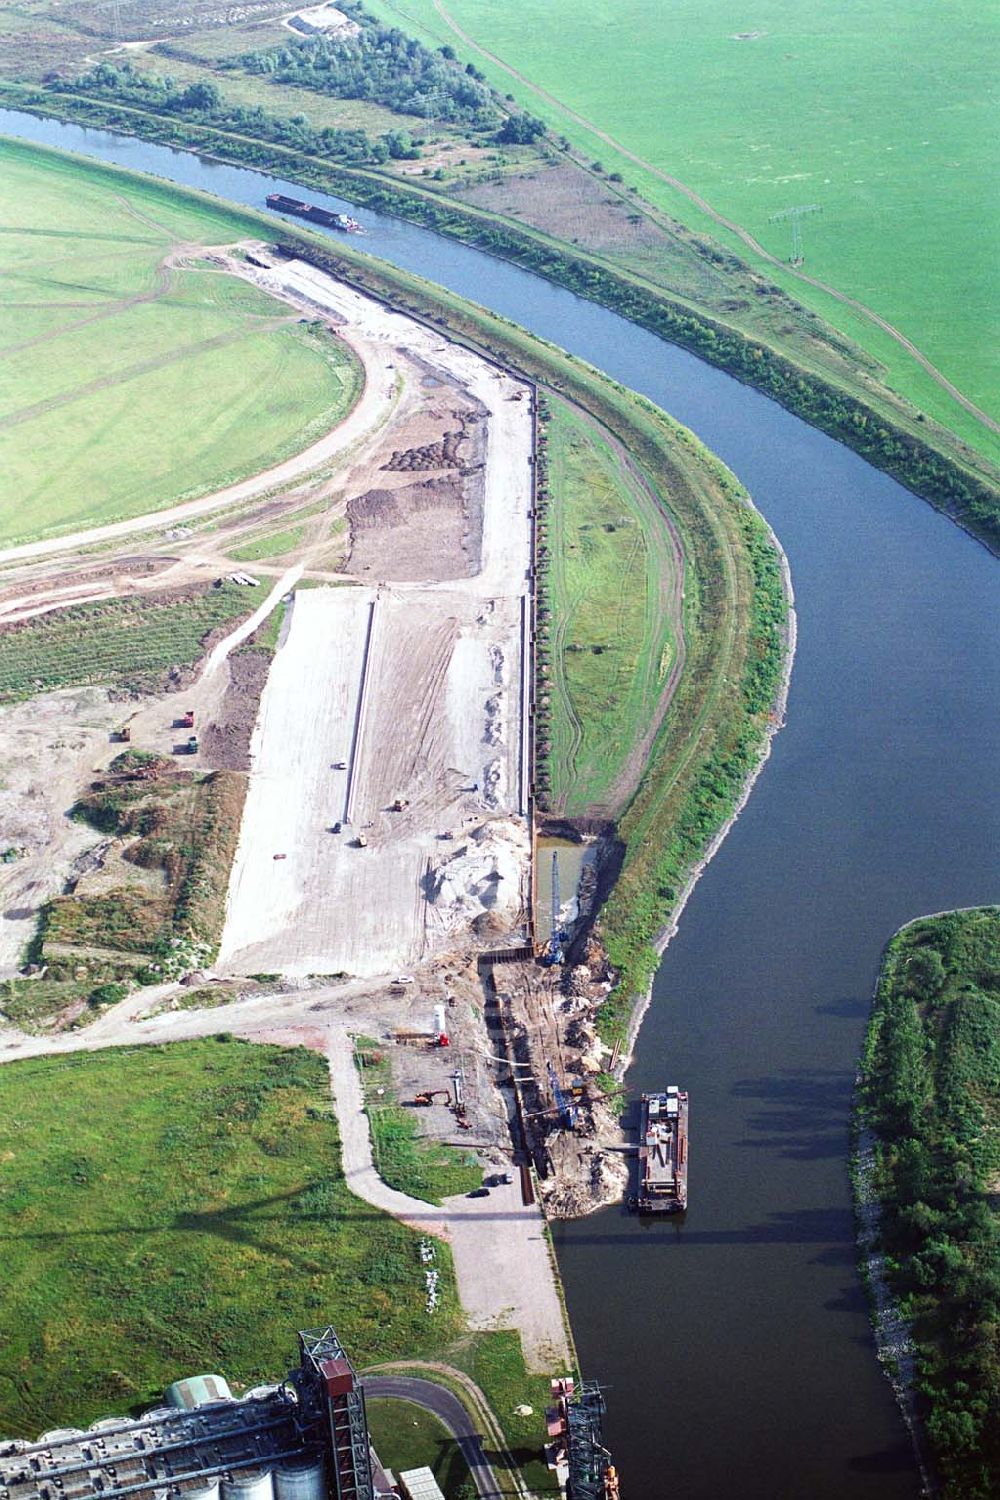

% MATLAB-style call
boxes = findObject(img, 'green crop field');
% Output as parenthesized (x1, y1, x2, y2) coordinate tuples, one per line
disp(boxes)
(0, 1040, 465, 1435)
(543, 397, 679, 816)
(0, 139, 362, 547)
(369, 0, 999, 455)
(0, 583, 252, 701)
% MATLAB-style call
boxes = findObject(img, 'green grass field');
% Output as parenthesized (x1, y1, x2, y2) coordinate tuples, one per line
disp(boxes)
(544, 397, 679, 815)
(0, 1039, 465, 1435)
(368, 0, 999, 453)
(366, 1398, 473, 1497)
(0, 139, 362, 547)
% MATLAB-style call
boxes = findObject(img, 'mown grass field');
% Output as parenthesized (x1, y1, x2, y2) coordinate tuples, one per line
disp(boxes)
(366, 1398, 472, 1498)
(0, 1039, 466, 1436)
(543, 397, 679, 815)
(368, 0, 999, 455)
(0, 139, 362, 547)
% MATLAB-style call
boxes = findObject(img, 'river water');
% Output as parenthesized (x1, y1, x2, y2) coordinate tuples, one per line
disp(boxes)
(5, 110, 999, 1498)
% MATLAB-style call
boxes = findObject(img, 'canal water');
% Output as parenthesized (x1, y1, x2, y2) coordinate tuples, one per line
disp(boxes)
(5, 110, 1000, 1498)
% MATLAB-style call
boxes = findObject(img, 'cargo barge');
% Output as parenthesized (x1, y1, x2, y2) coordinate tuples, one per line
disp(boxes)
(266, 193, 362, 232)
(637, 1087, 688, 1214)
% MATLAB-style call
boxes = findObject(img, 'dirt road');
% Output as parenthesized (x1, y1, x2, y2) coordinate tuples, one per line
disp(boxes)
(0, 312, 395, 568)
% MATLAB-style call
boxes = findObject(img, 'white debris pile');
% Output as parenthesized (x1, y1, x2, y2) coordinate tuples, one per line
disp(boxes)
(426, 820, 525, 931)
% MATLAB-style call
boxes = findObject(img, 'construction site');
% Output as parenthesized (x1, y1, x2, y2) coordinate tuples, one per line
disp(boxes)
(0, 244, 631, 1500)
(0, 238, 629, 1213)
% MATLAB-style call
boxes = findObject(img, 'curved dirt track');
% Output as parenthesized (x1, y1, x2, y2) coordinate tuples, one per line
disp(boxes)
(428, 0, 999, 440)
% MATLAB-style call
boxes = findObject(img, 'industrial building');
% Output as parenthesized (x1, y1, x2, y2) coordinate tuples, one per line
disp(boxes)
(0, 1329, 389, 1500)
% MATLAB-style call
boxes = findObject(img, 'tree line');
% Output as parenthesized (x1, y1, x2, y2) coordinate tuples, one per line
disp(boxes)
(860, 908, 1000, 1497)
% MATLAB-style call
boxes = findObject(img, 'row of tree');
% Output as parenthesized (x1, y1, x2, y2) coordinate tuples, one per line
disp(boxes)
(34, 76, 996, 551)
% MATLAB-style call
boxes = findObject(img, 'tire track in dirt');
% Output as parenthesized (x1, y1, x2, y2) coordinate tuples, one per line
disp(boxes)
(3, 261, 176, 358)
(428, 0, 1000, 439)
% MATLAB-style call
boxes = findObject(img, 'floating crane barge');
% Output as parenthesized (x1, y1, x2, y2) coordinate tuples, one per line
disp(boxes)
(637, 1087, 688, 1214)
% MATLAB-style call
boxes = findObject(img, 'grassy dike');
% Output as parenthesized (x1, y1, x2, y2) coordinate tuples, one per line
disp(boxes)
(3, 86, 999, 551)
(854, 908, 1000, 1499)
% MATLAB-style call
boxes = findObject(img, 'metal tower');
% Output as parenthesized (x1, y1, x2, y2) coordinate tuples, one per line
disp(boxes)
(296, 1328, 374, 1500)
(565, 1383, 614, 1500)
(768, 203, 821, 265)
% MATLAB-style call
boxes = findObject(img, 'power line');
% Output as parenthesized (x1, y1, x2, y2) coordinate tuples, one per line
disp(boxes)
(769, 203, 822, 266)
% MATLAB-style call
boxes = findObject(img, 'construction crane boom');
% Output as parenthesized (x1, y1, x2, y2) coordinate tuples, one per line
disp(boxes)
(543, 850, 564, 966)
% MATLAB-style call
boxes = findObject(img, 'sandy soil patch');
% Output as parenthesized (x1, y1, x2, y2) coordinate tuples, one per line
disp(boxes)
(217, 586, 528, 977)
(0, 688, 127, 974)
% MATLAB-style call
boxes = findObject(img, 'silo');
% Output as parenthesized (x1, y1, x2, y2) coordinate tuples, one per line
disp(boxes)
(40, 1430, 84, 1444)
(243, 1386, 280, 1402)
(221, 1469, 273, 1500)
(274, 1458, 326, 1500)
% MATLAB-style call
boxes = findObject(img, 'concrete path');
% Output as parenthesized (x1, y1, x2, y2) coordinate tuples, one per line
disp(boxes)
(326, 1027, 571, 1374)
(325, 1022, 449, 1232)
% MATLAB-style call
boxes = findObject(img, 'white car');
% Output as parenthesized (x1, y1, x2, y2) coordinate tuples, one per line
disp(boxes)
(392, 975, 415, 985)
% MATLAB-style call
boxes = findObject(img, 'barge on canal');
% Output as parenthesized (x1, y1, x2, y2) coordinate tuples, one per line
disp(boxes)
(637, 1087, 688, 1214)
(266, 193, 362, 232)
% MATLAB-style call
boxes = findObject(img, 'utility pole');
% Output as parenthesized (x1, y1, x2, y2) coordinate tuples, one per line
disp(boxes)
(769, 203, 822, 266)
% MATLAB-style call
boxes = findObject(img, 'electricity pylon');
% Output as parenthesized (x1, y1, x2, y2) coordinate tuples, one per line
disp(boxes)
(769, 203, 821, 266)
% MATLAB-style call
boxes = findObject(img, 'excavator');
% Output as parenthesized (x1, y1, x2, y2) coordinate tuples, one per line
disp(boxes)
(411, 1089, 451, 1107)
